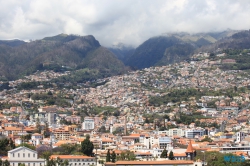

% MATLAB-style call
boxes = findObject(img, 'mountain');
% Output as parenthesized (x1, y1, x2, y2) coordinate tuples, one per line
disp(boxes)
(125, 36, 183, 69)
(198, 30, 250, 52)
(0, 34, 128, 81)
(0, 39, 26, 47)
(108, 43, 135, 62)
(124, 30, 243, 69)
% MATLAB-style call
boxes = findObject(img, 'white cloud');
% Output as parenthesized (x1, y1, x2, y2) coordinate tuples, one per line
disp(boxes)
(0, 0, 249, 47)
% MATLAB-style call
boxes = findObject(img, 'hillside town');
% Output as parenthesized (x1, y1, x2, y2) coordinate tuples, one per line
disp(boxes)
(1, 52, 250, 166)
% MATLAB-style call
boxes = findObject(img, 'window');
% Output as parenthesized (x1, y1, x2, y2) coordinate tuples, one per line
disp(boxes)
(28, 153, 30, 157)
(28, 163, 30, 166)
(23, 153, 25, 157)
(13, 153, 14, 157)
(33, 163, 35, 166)
(18, 153, 20, 157)
(33, 154, 35, 157)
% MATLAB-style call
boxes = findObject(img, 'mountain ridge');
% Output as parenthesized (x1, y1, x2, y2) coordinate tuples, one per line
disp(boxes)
(0, 34, 127, 81)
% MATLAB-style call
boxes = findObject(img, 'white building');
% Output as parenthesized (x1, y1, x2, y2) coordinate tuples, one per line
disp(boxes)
(50, 155, 96, 166)
(236, 132, 245, 143)
(47, 112, 57, 125)
(82, 117, 95, 130)
(185, 129, 205, 139)
(158, 136, 172, 149)
(7, 147, 46, 166)
(168, 128, 185, 137)
(30, 133, 43, 146)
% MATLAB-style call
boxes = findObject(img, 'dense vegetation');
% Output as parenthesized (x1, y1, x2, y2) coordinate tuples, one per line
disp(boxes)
(149, 87, 248, 107)
(30, 91, 71, 107)
(218, 49, 250, 70)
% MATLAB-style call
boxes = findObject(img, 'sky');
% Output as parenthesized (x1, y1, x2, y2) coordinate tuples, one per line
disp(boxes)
(0, 0, 249, 47)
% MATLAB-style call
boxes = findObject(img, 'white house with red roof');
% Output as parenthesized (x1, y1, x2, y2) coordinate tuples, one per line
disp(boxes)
(5, 146, 46, 166)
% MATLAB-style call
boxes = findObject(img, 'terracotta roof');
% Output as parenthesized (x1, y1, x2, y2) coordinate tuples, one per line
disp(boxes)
(1, 156, 9, 160)
(186, 140, 194, 153)
(50, 155, 94, 159)
(106, 160, 194, 165)
(174, 152, 187, 157)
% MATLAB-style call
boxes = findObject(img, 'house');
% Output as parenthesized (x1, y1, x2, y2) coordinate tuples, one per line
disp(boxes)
(50, 155, 96, 166)
(6, 146, 46, 166)
(105, 160, 201, 166)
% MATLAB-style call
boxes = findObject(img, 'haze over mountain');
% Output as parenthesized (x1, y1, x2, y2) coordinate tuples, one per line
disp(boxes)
(0, 1, 249, 47)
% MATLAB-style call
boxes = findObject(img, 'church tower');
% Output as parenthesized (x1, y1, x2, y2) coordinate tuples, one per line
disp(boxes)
(185, 140, 196, 160)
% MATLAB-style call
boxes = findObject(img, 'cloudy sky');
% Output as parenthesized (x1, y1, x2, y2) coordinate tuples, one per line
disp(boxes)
(0, 0, 249, 47)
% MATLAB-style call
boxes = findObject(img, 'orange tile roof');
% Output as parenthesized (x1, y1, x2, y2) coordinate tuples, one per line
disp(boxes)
(50, 155, 94, 159)
(174, 152, 187, 157)
(129, 134, 140, 137)
(186, 140, 194, 153)
(107, 160, 194, 165)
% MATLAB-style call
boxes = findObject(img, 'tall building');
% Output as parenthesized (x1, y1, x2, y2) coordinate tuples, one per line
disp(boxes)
(82, 117, 95, 130)
(47, 112, 57, 125)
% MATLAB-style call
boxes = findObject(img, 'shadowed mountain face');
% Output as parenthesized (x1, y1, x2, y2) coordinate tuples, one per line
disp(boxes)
(124, 36, 181, 69)
(0, 34, 127, 80)
(111, 30, 249, 70)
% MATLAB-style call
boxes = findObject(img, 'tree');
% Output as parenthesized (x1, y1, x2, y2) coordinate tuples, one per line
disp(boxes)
(35, 118, 42, 134)
(3, 160, 10, 166)
(9, 139, 15, 149)
(56, 157, 63, 166)
(98, 126, 107, 133)
(144, 117, 150, 124)
(160, 149, 168, 158)
(47, 159, 56, 166)
(169, 151, 175, 160)
(81, 135, 94, 156)
(17, 143, 36, 150)
(126, 151, 136, 161)
(58, 144, 80, 155)
(47, 91, 53, 95)
(41, 151, 52, 164)
(44, 122, 50, 138)
(62, 160, 69, 166)
(111, 151, 116, 163)
(0, 138, 10, 155)
(106, 150, 111, 162)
